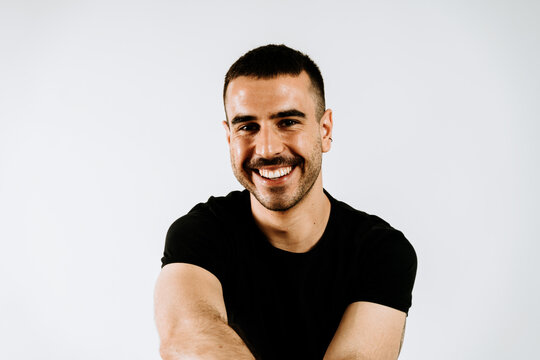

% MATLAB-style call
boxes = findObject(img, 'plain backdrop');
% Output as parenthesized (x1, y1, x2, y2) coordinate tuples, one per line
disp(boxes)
(1, 0, 539, 359)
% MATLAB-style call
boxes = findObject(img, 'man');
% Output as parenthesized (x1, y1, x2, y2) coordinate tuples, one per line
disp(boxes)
(154, 44, 417, 360)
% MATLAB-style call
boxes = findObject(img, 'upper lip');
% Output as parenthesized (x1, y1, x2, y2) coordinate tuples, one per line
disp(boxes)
(245, 157, 302, 171)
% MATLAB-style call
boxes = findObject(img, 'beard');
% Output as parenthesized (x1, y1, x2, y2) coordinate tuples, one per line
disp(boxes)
(230, 139, 323, 212)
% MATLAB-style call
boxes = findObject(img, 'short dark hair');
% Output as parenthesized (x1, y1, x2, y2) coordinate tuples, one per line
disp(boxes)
(223, 44, 325, 119)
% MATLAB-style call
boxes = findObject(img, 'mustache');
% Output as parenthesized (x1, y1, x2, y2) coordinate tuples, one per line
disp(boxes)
(245, 156, 303, 169)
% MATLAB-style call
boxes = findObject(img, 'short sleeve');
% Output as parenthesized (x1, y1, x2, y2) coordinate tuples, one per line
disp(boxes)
(161, 206, 225, 282)
(350, 227, 417, 314)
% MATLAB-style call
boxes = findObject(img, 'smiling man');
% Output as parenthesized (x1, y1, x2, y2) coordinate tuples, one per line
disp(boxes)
(154, 45, 417, 360)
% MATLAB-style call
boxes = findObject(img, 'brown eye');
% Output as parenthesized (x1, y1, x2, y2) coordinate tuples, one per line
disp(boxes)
(279, 119, 298, 127)
(238, 123, 259, 132)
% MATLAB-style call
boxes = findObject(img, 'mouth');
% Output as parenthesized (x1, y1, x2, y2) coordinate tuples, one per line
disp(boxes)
(257, 165, 294, 180)
(244, 156, 302, 184)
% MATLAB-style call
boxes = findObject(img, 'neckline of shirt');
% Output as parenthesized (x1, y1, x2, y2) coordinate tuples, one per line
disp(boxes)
(242, 189, 337, 258)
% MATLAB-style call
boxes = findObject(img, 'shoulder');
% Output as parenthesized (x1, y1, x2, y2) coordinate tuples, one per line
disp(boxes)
(326, 190, 392, 236)
(168, 190, 249, 233)
(326, 190, 416, 263)
(162, 190, 250, 270)
(326, 191, 417, 312)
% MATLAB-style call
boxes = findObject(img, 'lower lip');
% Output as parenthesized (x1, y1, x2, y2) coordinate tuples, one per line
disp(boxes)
(253, 166, 296, 186)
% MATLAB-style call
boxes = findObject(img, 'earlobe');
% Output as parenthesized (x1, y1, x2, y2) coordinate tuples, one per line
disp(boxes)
(222, 120, 231, 145)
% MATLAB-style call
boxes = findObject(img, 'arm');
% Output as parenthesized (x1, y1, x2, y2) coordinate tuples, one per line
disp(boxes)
(323, 301, 407, 360)
(154, 263, 255, 360)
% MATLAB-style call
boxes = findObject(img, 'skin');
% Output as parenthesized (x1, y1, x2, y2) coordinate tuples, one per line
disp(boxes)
(155, 263, 255, 360)
(155, 71, 407, 359)
(324, 302, 406, 360)
(223, 71, 333, 252)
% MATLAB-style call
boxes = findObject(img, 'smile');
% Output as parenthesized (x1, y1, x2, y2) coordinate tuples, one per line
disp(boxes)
(258, 166, 293, 180)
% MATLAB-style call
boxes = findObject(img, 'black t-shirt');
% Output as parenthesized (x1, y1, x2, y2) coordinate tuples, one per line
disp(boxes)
(162, 190, 417, 360)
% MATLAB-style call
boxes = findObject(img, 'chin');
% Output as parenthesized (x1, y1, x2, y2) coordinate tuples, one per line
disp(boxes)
(253, 180, 317, 212)
(255, 194, 298, 212)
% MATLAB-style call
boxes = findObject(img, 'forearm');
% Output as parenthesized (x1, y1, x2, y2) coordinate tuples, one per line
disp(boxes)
(159, 310, 255, 360)
(155, 264, 253, 359)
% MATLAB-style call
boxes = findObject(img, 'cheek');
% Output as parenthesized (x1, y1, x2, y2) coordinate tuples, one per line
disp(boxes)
(288, 131, 320, 153)
(230, 138, 249, 162)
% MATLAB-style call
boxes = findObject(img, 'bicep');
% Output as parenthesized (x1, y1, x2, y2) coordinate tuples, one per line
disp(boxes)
(324, 301, 406, 360)
(154, 263, 227, 341)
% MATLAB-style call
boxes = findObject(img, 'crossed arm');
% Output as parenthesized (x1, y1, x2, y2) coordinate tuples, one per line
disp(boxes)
(154, 263, 254, 359)
(154, 263, 407, 360)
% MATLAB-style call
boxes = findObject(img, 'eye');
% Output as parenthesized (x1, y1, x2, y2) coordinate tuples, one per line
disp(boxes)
(237, 123, 259, 132)
(279, 119, 299, 127)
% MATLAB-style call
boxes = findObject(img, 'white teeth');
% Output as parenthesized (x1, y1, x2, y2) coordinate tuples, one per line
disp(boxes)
(258, 166, 292, 179)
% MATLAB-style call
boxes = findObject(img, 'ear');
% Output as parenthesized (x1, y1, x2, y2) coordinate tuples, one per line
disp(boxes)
(320, 109, 333, 153)
(222, 120, 231, 145)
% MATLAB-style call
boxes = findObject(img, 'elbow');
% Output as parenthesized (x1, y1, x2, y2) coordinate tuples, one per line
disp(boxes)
(158, 333, 191, 360)
(157, 318, 199, 359)
(159, 340, 194, 360)
(159, 340, 179, 360)
(159, 325, 205, 360)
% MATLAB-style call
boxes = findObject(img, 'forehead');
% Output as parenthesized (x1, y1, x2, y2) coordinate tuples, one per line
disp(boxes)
(225, 72, 316, 118)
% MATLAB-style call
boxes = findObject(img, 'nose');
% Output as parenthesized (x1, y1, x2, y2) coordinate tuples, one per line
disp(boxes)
(255, 125, 284, 158)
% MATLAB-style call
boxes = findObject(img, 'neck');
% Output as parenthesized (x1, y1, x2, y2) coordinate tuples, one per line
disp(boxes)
(250, 175, 331, 253)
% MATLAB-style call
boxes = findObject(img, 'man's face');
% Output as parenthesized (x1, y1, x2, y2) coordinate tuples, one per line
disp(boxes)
(223, 71, 332, 211)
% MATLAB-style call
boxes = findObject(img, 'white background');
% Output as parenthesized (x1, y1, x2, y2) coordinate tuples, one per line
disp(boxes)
(1, 0, 539, 359)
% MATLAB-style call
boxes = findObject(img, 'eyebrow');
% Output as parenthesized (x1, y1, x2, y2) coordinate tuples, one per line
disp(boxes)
(269, 109, 306, 119)
(231, 115, 257, 125)
(230, 109, 306, 125)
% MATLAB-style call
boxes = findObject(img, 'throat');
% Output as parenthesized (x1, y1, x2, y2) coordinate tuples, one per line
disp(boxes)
(250, 190, 331, 253)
